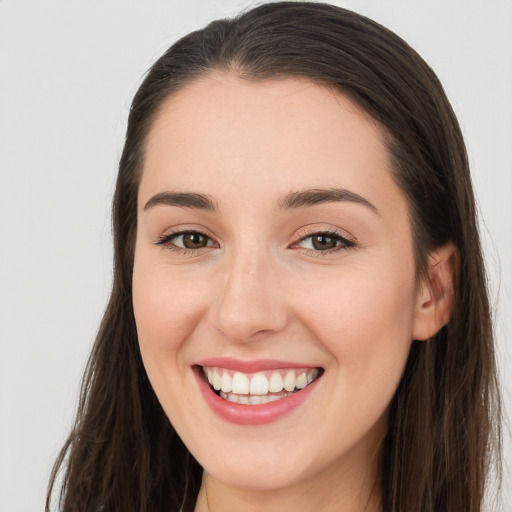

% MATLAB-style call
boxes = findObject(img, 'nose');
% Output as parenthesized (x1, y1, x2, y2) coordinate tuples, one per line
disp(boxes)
(208, 247, 288, 343)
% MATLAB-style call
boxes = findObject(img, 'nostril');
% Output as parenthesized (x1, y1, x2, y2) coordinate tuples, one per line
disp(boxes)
(207, 278, 288, 342)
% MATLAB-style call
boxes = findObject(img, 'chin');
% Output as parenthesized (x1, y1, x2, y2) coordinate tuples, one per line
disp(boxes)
(204, 459, 306, 491)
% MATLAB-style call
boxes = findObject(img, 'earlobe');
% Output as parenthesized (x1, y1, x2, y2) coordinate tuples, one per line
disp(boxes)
(412, 242, 458, 341)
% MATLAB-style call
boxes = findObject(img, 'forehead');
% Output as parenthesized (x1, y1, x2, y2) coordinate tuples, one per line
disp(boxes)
(139, 74, 404, 218)
(147, 74, 383, 156)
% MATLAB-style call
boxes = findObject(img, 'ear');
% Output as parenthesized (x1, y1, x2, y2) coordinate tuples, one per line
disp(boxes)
(412, 242, 458, 341)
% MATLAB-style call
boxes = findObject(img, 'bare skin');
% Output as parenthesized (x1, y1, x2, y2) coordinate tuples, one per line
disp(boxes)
(132, 74, 455, 512)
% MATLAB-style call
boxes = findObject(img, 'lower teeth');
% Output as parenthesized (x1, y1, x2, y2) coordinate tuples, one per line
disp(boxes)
(218, 390, 295, 405)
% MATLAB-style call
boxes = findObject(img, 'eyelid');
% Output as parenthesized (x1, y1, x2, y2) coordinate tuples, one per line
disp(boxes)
(154, 226, 218, 252)
(153, 224, 356, 255)
(290, 225, 357, 253)
(294, 224, 356, 242)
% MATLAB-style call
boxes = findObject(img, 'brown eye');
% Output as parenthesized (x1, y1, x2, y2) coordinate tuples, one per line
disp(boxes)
(311, 234, 338, 250)
(296, 231, 355, 253)
(156, 230, 215, 251)
(180, 232, 210, 249)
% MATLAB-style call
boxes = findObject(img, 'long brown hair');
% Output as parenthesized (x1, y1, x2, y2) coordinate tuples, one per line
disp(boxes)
(46, 3, 501, 511)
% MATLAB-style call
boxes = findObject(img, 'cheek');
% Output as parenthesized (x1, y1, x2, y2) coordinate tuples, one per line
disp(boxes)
(131, 260, 213, 425)
(288, 264, 417, 460)
(132, 265, 206, 356)
(296, 259, 417, 386)
(132, 261, 211, 431)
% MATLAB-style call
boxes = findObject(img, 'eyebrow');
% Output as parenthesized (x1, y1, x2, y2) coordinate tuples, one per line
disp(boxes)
(278, 188, 379, 215)
(143, 187, 379, 215)
(144, 192, 217, 211)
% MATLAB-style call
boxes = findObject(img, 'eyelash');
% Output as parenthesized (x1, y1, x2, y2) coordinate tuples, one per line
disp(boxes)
(155, 229, 216, 256)
(293, 229, 356, 256)
(155, 228, 356, 256)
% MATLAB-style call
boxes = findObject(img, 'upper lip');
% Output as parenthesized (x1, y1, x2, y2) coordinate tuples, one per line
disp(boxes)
(195, 357, 321, 373)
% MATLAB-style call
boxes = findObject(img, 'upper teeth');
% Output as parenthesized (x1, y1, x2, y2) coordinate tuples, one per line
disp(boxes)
(203, 367, 319, 395)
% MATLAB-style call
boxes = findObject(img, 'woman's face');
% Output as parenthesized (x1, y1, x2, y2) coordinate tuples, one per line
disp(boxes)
(133, 75, 428, 491)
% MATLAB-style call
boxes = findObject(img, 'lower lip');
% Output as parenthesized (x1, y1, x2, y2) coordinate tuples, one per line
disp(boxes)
(194, 367, 321, 425)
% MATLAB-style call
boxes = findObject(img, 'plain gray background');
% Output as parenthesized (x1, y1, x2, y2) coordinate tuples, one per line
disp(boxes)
(0, 1, 510, 510)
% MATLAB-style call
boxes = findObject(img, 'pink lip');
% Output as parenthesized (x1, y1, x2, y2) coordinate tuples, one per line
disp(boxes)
(193, 364, 322, 426)
(195, 357, 318, 373)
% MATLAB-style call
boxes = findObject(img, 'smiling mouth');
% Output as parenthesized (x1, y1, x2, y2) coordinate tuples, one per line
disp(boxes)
(199, 366, 324, 405)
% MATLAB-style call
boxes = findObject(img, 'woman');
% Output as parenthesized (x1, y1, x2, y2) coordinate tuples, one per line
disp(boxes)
(46, 2, 502, 511)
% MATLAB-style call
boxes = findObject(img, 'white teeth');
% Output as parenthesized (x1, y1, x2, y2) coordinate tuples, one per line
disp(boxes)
(220, 390, 294, 405)
(296, 372, 307, 389)
(249, 373, 269, 395)
(221, 372, 232, 393)
(232, 372, 250, 394)
(269, 372, 284, 393)
(283, 370, 296, 392)
(204, 366, 320, 403)
(212, 371, 222, 391)
(220, 391, 239, 403)
(249, 395, 263, 405)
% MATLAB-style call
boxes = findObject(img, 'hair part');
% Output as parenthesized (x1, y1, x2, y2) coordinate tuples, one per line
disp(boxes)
(47, 3, 501, 511)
